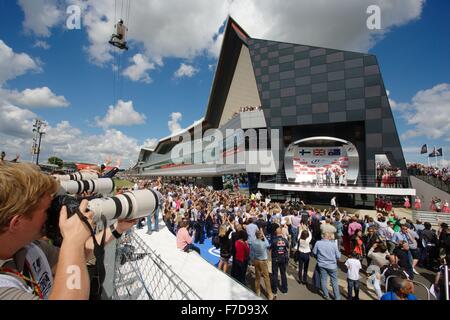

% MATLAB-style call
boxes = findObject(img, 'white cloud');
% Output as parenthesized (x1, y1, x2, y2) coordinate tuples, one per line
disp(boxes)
(0, 109, 142, 165)
(122, 54, 156, 83)
(228, 0, 424, 52)
(17, 1, 423, 68)
(398, 83, 450, 140)
(0, 99, 144, 165)
(208, 64, 216, 72)
(33, 40, 50, 50)
(1, 87, 69, 108)
(174, 63, 199, 79)
(168, 112, 182, 134)
(142, 138, 158, 149)
(17, 0, 63, 37)
(0, 102, 37, 139)
(49, 128, 142, 165)
(95, 99, 146, 128)
(0, 40, 41, 85)
(402, 146, 421, 154)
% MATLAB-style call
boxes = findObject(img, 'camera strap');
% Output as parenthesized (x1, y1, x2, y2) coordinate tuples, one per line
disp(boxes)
(75, 210, 107, 299)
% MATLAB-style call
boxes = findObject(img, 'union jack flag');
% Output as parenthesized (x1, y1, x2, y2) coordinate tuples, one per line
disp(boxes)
(313, 149, 326, 156)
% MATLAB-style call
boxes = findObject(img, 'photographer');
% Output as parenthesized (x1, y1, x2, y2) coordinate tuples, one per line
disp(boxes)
(0, 162, 134, 300)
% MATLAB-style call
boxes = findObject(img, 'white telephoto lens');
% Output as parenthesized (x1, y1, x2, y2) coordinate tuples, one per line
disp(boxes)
(88, 189, 159, 222)
(59, 178, 114, 195)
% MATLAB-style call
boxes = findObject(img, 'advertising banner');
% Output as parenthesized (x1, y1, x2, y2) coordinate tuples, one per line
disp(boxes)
(292, 147, 348, 182)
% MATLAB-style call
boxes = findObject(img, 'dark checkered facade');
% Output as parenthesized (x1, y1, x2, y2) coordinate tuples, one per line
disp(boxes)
(247, 38, 407, 178)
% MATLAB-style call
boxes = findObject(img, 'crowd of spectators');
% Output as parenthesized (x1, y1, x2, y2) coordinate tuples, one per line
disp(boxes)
(407, 163, 450, 185)
(1, 158, 449, 300)
(125, 177, 450, 300)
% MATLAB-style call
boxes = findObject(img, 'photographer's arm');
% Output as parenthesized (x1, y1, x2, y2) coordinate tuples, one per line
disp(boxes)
(84, 219, 137, 260)
(49, 204, 92, 300)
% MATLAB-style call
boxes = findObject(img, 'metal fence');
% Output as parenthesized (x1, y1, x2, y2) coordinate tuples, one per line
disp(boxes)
(412, 210, 450, 227)
(112, 230, 201, 300)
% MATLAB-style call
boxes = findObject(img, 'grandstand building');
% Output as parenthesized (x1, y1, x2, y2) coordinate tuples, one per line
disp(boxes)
(136, 17, 415, 207)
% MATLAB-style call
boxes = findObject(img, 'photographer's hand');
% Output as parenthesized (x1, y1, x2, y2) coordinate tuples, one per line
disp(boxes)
(115, 218, 139, 234)
(49, 202, 93, 300)
(59, 201, 93, 244)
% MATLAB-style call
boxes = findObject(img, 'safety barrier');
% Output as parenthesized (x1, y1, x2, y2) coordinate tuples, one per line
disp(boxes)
(412, 211, 450, 226)
(112, 230, 201, 300)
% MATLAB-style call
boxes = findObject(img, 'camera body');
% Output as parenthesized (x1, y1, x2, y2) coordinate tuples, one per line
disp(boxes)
(45, 183, 162, 246)
(45, 193, 102, 247)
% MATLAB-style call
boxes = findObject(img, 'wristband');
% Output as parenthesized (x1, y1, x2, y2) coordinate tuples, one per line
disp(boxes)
(110, 224, 123, 239)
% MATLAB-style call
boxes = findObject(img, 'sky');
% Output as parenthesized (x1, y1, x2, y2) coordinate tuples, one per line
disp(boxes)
(0, 0, 449, 168)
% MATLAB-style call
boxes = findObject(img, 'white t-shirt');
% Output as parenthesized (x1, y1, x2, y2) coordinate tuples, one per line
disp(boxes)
(345, 258, 362, 281)
(331, 198, 336, 207)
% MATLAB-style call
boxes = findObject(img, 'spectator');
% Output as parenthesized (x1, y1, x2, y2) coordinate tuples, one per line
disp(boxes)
(392, 224, 420, 275)
(381, 255, 410, 291)
(296, 229, 312, 285)
(418, 222, 438, 269)
(348, 217, 362, 237)
(218, 224, 232, 273)
(176, 220, 200, 254)
(351, 230, 364, 261)
(250, 230, 273, 300)
(393, 241, 414, 279)
(245, 218, 259, 244)
(270, 227, 290, 296)
(380, 278, 417, 300)
(345, 252, 362, 300)
(233, 230, 250, 285)
(312, 231, 341, 300)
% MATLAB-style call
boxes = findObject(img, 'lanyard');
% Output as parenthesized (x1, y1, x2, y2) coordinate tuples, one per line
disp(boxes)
(0, 267, 44, 299)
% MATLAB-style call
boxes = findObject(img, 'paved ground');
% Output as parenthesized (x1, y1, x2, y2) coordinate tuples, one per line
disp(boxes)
(411, 175, 450, 212)
(243, 253, 436, 300)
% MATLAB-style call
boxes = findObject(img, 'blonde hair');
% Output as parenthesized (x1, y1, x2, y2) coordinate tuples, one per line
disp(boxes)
(218, 224, 228, 237)
(0, 162, 58, 232)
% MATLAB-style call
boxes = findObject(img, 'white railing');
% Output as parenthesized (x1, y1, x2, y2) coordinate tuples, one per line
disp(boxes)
(112, 231, 201, 300)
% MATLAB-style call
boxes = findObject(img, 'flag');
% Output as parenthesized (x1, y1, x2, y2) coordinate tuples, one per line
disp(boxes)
(420, 144, 427, 154)
(313, 149, 326, 156)
(299, 149, 311, 156)
(437, 148, 443, 157)
(429, 147, 437, 157)
(328, 148, 341, 156)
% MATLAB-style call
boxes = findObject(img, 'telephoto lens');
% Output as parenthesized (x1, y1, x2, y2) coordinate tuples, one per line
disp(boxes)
(54, 171, 100, 181)
(88, 189, 161, 222)
(59, 178, 115, 195)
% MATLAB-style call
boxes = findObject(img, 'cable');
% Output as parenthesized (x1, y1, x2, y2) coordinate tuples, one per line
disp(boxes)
(126, 0, 131, 28)
(112, 0, 117, 106)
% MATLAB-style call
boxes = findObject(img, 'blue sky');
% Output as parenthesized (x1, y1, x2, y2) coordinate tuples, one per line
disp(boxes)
(0, 0, 448, 167)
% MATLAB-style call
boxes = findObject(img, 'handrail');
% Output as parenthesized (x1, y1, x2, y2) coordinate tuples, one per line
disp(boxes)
(412, 210, 450, 226)
(112, 230, 202, 300)
(261, 174, 411, 188)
